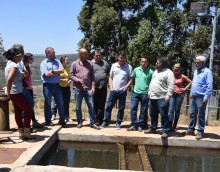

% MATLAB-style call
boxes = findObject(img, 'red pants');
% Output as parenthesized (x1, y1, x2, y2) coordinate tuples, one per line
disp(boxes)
(10, 93, 32, 128)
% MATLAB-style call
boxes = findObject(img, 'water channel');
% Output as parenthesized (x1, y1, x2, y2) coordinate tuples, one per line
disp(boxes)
(38, 141, 220, 172)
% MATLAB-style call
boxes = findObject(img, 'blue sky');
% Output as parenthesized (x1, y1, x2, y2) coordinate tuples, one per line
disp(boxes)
(0, 0, 84, 55)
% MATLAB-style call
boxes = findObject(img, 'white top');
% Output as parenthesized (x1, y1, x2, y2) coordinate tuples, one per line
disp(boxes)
(149, 68, 174, 99)
(5, 60, 23, 94)
(110, 62, 133, 91)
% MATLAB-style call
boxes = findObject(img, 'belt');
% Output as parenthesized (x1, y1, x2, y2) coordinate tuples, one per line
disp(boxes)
(43, 83, 59, 86)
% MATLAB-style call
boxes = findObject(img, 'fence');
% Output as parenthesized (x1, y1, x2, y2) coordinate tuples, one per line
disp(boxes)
(32, 80, 220, 123)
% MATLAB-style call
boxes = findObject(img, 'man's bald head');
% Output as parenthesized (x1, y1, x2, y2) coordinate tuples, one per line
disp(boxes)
(79, 48, 88, 61)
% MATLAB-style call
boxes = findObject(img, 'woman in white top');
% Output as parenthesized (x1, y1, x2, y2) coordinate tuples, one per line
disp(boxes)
(4, 48, 34, 140)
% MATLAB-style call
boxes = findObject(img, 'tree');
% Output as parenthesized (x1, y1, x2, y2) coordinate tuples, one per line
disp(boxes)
(77, 0, 219, 78)
(0, 34, 5, 69)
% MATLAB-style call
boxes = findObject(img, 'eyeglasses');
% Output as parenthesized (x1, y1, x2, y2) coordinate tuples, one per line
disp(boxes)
(29, 58, 34, 61)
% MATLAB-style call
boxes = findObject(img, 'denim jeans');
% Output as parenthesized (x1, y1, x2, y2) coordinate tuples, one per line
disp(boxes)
(74, 89, 96, 124)
(130, 92, 149, 127)
(149, 98, 170, 133)
(103, 90, 127, 125)
(188, 95, 207, 133)
(23, 88, 35, 121)
(43, 84, 65, 123)
(168, 94, 184, 126)
(51, 86, 71, 119)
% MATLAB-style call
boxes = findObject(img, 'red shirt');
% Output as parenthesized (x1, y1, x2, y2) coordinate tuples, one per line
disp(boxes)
(174, 74, 183, 94)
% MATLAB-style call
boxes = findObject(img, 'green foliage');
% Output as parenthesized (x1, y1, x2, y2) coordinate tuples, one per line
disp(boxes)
(0, 35, 6, 69)
(78, 0, 220, 89)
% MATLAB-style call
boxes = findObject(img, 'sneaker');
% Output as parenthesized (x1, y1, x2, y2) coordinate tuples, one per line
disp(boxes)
(66, 118, 74, 122)
(116, 123, 121, 130)
(77, 123, 82, 128)
(138, 126, 143, 132)
(45, 122, 55, 126)
(161, 132, 169, 138)
(144, 128, 156, 134)
(100, 122, 109, 129)
(32, 120, 44, 128)
(51, 115, 56, 121)
(185, 130, 195, 136)
(90, 124, 100, 130)
(195, 132, 203, 140)
(127, 126, 137, 131)
(30, 128, 37, 133)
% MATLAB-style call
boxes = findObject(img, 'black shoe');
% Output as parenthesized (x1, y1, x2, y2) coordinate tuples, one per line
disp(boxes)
(161, 132, 169, 138)
(144, 128, 156, 134)
(77, 123, 82, 128)
(45, 122, 55, 126)
(185, 130, 195, 136)
(127, 126, 137, 131)
(195, 132, 203, 140)
(90, 124, 100, 130)
(138, 126, 143, 132)
(100, 122, 109, 129)
(58, 121, 66, 127)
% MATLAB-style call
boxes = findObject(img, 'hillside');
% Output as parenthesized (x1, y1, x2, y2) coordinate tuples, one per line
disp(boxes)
(0, 54, 78, 88)
(32, 54, 78, 66)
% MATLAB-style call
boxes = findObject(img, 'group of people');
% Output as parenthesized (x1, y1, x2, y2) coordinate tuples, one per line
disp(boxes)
(4, 45, 213, 140)
(4, 44, 43, 140)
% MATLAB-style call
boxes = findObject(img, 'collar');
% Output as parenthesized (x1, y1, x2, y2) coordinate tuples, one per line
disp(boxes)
(197, 66, 206, 73)
(92, 59, 102, 64)
(116, 62, 126, 68)
(138, 66, 149, 72)
(46, 58, 56, 62)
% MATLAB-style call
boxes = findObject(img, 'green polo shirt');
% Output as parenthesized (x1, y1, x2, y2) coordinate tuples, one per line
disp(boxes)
(132, 66, 153, 94)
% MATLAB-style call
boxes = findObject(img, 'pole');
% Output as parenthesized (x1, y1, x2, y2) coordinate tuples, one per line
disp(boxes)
(209, 6, 217, 71)
(206, 6, 218, 125)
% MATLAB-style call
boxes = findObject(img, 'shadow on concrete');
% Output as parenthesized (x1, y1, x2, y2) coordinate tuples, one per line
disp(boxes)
(0, 167, 11, 172)
(62, 123, 76, 128)
(0, 136, 23, 144)
(204, 132, 220, 140)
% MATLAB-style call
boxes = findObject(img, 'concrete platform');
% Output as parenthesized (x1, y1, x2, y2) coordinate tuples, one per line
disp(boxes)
(0, 114, 220, 172)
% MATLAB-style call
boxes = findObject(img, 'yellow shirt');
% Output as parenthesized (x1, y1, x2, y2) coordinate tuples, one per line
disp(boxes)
(59, 66, 70, 87)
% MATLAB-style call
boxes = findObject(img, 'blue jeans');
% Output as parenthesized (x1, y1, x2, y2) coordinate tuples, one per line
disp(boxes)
(168, 94, 184, 126)
(149, 99, 170, 133)
(130, 92, 149, 127)
(188, 95, 207, 133)
(51, 86, 71, 119)
(74, 89, 96, 124)
(104, 90, 127, 125)
(23, 88, 35, 121)
(43, 84, 65, 123)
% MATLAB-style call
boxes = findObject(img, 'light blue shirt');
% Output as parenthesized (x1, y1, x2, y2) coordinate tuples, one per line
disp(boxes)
(190, 66, 213, 100)
(40, 58, 62, 83)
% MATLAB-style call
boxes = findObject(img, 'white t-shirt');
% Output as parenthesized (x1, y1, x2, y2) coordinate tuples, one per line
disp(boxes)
(5, 60, 23, 94)
(110, 62, 133, 91)
(149, 68, 174, 99)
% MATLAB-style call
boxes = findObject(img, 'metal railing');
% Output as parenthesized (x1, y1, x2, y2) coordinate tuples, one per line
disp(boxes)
(32, 80, 220, 121)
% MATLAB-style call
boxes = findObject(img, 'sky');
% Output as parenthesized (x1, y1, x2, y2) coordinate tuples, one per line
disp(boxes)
(0, 0, 84, 55)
